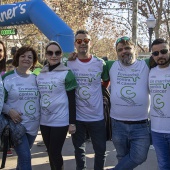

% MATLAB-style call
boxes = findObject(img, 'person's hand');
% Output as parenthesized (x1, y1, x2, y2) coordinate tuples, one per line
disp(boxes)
(8, 109, 22, 124)
(68, 124, 76, 134)
(68, 52, 77, 61)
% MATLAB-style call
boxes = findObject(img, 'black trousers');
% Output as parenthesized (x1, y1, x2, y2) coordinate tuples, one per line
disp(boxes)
(40, 125, 68, 170)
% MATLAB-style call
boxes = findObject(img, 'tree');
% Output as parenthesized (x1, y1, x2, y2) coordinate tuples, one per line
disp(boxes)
(93, 0, 170, 50)
(0, 0, 93, 58)
(46, 0, 93, 31)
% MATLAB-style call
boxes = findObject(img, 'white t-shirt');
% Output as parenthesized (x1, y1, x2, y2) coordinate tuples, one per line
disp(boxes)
(37, 64, 77, 127)
(2, 69, 40, 136)
(149, 65, 170, 133)
(107, 60, 150, 121)
(67, 56, 108, 121)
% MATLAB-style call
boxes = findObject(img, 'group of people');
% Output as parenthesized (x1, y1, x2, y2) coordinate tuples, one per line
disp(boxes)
(0, 29, 169, 170)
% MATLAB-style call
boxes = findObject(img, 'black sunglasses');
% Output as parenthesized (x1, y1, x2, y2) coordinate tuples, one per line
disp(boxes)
(46, 50, 62, 56)
(152, 49, 168, 56)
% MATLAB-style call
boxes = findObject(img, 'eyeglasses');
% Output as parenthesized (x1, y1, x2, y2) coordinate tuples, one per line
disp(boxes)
(46, 50, 62, 56)
(117, 46, 132, 52)
(116, 36, 130, 45)
(75, 38, 90, 44)
(152, 49, 168, 56)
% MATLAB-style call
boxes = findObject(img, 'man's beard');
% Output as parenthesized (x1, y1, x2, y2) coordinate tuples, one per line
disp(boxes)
(121, 54, 134, 66)
(157, 57, 170, 66)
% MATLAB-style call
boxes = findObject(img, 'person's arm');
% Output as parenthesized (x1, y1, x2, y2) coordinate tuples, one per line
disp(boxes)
(0, 77, 4, 114)
(101, 60, 112, 82)
(2, 76, 11, 115)
(66, 89, 76, 134)
(2, 75, 22, 123)
(67, 89, 76, 124)
(65, 70, 77, 134)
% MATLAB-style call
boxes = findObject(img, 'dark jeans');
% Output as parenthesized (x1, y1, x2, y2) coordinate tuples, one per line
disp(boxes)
(72, 119, 106, 170)
(40, 125, 68, 170)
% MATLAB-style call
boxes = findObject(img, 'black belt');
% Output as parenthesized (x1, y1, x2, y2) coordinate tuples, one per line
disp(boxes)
(115, 119, 148, 124)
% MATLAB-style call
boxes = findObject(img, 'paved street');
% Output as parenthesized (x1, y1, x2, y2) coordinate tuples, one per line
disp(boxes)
(0, 132, 158, 170)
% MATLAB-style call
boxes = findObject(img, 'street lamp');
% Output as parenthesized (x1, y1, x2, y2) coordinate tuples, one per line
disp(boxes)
(146, 14, 156, 52)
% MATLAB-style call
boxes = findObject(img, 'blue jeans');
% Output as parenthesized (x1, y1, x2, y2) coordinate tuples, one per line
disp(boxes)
(111, 118, 150, 170)
(14, 133, 36, 170)
(72, 119, 106, 170)
(151, 131, 170, 170)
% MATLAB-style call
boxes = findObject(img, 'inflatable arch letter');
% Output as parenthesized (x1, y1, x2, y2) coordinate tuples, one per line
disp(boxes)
(0, 0, 74, 52)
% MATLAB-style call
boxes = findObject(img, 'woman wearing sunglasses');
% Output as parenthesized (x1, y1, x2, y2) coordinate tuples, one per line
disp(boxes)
(36, 41, 77, 170)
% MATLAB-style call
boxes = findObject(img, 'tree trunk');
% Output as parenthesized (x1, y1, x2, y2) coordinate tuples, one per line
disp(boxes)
(132, 0, 138, 45)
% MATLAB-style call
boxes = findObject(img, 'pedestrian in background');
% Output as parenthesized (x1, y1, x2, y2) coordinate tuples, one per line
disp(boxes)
(0, 41, 14, 156)
(6, 59, 14, 72)
(2, 46, 40, 170)
(0, 41, 5, 119)
(37, 41, 77, 170)
(0, 41, 6, 75)
(4, 58, 15, 156)
(149, 38, 170, 170)
(107, 37, 150, 170)
(67, 30, 109, 170)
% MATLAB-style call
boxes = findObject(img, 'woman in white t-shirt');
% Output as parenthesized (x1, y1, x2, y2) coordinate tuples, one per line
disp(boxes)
(2, 46, 40, 170)
(37, 41, 77, 170)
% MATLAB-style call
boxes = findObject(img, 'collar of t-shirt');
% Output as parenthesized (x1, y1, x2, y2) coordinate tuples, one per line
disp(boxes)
(78, 55, 92, 62)
(49, 62, 60, 72)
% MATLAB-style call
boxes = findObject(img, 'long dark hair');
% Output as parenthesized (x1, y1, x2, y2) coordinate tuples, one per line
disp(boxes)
(0, 40, 6, 72)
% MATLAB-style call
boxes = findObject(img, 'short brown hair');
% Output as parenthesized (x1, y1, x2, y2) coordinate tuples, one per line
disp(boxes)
(12, 46, 37, 70)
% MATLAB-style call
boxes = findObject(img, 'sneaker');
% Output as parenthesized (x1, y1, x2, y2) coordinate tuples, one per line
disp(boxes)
(37, 141, 45, 146)
(7, 149, 13, 156)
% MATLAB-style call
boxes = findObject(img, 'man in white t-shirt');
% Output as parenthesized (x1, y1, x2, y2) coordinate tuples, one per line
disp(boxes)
(107, 37, 151, 170)
(149, 38, 170, 170)
(67, 30, 109, 170)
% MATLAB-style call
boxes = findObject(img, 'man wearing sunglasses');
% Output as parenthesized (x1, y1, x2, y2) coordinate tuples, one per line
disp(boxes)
(107, 37, 151, 170)
(67, 30, 109, 170)
(149, 38, 170, 170)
